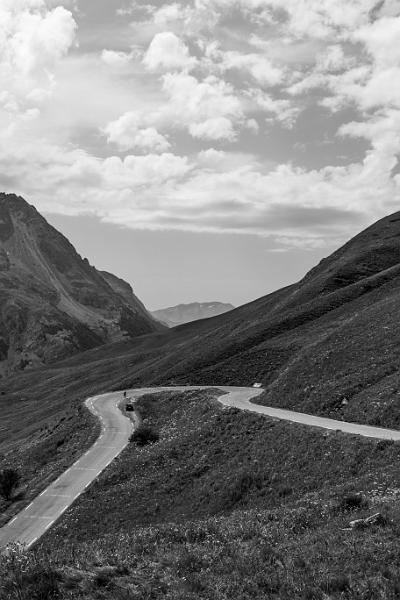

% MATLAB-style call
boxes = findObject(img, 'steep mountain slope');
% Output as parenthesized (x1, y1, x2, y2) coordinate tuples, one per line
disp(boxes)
(152, 301, 235, 326)
(100, 271, 155, 324)
(0, 194, 161, 376)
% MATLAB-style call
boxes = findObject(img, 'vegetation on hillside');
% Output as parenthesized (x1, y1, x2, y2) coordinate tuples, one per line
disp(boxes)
(0, 469, 20, 501)
(4, 213, 400, 598)
(2, 390, 400, 599)
(3, 211, 400, 518)
(0, 375, 101, 527)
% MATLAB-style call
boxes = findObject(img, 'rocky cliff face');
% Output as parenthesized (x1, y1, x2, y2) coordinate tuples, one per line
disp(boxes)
(152, 302, 235, 327)
(0, 193, 161, 376)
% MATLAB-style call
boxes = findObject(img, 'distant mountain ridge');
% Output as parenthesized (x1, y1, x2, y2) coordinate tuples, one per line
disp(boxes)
(152, 302, 235, 327)
(0, 193, 161, 375)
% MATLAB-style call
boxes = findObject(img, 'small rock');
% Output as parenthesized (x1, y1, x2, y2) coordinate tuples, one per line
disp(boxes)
(348, 518, 367, 530)
(348, 512, 386, 530)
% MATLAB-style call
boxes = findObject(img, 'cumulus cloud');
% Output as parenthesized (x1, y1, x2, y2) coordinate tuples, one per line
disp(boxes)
(205, 43, 285, 86)
(2, 117, 395, 249)
(103, 70, 245, 146)
(161, 72, 244, 139)
(2, 0, 400, 250)
(101, 49, 133, 66)
(355, 16, 400, 67)
(104, 111, 171, 152)
(249, 89, 299, 126)
(189, 117, 237, 141)
(0, 3, 76, 77)
(0, 0, 76, 133)
(143, 31, 197, 72)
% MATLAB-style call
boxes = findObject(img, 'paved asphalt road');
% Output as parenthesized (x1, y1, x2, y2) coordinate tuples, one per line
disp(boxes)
(2, 385, 400, 550)
(0, 392, 133, 550)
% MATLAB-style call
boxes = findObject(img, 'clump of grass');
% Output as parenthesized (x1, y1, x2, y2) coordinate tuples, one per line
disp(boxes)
(0, 546, 61, 600)
(322, 574, 351, 594)
(220, 468, 264, 510)
(0, 468, 20, 501)
(94, 568, 113, 588)
(338, 493, 368, 512)
(130, 425, 159, 447)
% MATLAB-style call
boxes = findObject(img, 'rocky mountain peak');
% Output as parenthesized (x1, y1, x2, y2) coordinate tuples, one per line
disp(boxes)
(0, 194, 162, 375)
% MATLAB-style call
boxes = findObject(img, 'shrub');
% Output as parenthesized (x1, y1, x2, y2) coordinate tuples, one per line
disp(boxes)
(0, 468, 20, 501)
(278, 485, 293, 498)
(94, 569, 113, 588)
(338, 493, 368, 512)
(221, 468, 264, 509)
(322, 574, 350, 593)
(0, 550, 61, 600)
(130, 425, 159, 447)
(25, 568, 61, 599)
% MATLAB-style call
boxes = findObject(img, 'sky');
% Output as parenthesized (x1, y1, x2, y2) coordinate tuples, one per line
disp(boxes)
(1, 0, 400, 310)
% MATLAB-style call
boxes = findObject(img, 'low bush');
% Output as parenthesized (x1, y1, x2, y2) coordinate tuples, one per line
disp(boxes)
(220, 468, 264, 510)
(0, 549, 61, 600)
(322, 574, 351, 594)
(130, 425, 159, 447)
(0, 468, 20, 501)
(338, 493, 368, 512)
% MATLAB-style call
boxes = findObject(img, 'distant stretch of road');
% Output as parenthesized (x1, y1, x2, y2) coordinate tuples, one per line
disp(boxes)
(2, 385, 400, 550)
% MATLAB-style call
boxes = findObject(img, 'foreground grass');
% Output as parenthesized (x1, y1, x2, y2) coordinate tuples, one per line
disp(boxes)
(2, 390, 400, 598)
(2, 493, 400, 598)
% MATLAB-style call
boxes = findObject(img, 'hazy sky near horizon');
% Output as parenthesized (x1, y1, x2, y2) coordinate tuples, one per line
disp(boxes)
(1, 0, 400, 308)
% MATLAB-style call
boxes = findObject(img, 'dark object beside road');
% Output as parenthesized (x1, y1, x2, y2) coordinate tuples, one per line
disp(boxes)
(130, 425, 159, 447)
(0, 468, 20, 501)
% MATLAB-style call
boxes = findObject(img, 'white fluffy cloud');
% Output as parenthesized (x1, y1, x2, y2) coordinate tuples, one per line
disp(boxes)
(0, 0, 76, 137)
(205, 43, 285, 86)
(161, 72, 244, 139)
(101, 49, 133, 66)
(355, 17, 400, 67)
(143, 31, 197, 72)
(104, 111, 171, 152)
(1, 0, 400, 250)
(0, 2, 76, 78)
(189, 117, 237, 141)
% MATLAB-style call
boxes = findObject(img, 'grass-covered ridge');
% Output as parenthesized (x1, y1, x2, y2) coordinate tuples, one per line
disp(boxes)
(2, 390, 400, 598)
(39, 390, 400, 545)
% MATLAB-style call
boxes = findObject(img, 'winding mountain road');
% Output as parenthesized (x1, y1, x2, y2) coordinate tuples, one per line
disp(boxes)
(2, 385, 400, 550)
(0, 392, 133, 550)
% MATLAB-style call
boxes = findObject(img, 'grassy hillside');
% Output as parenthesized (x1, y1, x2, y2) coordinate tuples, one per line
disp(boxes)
(0, 368, 103, 527)
(41, 390, 400, 545)
(3, 389, 400, 599)
(16, 209, 400, 432)
(3, 211, 400, 531)
(5, 503, 400, 599)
